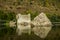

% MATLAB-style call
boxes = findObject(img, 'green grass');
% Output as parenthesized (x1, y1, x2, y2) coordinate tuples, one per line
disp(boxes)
(0, 10, 16, 37)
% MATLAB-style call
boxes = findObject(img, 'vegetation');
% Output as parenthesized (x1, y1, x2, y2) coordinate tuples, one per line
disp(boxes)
(0, 0, 60, 40)
(0, 10, 16, 37)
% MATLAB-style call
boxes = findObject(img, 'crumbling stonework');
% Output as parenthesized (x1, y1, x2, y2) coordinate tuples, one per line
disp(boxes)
(16, 14, 31, 35)
(11, 13, 52, 38)
(32, 13, 52, 38)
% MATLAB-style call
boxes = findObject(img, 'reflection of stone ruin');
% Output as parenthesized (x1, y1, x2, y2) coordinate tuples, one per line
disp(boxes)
(9, 13, 52, 38)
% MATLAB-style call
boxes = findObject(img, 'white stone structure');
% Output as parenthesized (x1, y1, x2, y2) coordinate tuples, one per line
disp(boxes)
(32, 13, 52, 38)
(16, 13, 52, 38)
(16, 14, 31, 35)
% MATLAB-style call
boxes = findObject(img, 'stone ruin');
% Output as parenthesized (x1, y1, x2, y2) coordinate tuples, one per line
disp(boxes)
(9, 13, 52, 38)
(16, 14, 31, 35)
(32, 13, 52, 38)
